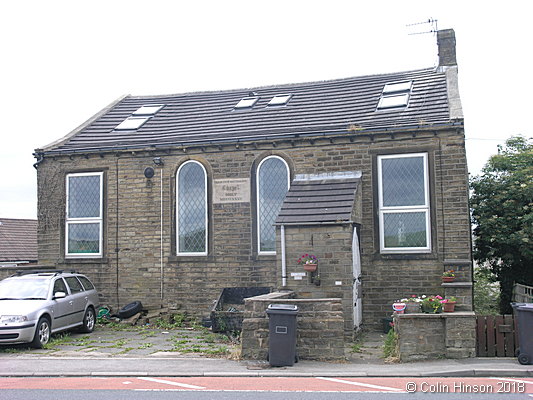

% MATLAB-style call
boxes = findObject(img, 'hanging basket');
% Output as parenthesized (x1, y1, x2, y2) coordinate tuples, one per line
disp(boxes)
(304, 263, 318, 272)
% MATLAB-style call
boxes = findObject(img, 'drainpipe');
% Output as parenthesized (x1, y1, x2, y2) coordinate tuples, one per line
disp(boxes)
(160, 167, 164, 300)
(281, 224, 287, 287)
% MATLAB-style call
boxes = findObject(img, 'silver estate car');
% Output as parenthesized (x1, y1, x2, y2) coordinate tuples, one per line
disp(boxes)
(0, 270, 99, 348)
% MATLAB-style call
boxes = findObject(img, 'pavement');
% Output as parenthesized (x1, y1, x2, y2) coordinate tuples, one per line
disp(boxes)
(1, 325, 532, 378)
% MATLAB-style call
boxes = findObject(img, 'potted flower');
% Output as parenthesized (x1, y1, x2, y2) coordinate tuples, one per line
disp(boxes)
(442, 269, 456, 283)
(420, 295, 444, 313)
(392, 302, 406, 314)
(442, 296, 457, 312)
(401, 295, 422, 313)
(298, 254, 318, 272)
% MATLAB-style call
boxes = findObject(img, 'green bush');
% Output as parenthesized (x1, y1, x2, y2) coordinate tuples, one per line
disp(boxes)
(474, 265, 500, 315)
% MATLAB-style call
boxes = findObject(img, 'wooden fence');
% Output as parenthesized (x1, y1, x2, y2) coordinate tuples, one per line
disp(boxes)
(476, 314, 518, 357)
(513, 283, 533, 303)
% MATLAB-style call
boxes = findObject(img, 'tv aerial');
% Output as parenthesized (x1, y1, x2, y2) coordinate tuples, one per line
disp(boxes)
(406, 18, 438, 35)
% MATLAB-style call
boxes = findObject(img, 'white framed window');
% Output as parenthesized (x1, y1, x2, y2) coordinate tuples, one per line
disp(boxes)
(377, 153, 431, 253)
(177, 161, 208, 255)
(65, 172, 103, 258)
(257, 156, 289, 254)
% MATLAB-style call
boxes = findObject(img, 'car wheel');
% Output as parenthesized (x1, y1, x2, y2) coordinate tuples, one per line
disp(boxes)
(79, 307, 96, 333)
(31, 317, 51, 349)
(117, 301, 143, 319)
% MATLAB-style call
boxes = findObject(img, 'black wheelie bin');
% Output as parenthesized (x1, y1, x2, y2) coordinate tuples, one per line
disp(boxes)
(266, 304, 298, 367)
(512, 302, 533, 365)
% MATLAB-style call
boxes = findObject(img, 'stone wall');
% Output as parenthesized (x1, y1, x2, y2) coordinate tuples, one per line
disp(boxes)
(240, 292, 346, 361)
(36, 129, 472, 327)
(394, 312, 476, 361)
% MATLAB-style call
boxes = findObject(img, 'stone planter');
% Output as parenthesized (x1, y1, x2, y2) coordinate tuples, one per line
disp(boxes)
(405, 302, 421, 313)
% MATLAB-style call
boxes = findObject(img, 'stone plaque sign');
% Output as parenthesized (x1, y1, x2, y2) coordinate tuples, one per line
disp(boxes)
(213, 178, 250, 204)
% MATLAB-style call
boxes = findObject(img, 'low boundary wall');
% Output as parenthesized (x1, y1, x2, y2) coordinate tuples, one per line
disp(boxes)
(240, 291, 346, 361)
(394, 312, 476, 361)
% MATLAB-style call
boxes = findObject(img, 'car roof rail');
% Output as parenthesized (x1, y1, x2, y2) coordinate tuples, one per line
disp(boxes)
(14, 269, 64, 276)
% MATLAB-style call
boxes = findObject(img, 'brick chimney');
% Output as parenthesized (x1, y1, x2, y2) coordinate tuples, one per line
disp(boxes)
(436, 29, 463, 120)
(437, 29, 457, 67)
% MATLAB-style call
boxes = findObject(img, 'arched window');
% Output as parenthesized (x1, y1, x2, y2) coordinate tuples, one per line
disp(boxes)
(177, 161, 207, 255)
(257, 156, 290, 254)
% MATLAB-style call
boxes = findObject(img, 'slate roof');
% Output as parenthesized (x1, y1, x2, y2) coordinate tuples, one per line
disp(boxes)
(38, 68, 460, 155)
(0, 218, 38, 263)
(275, 172, 360, 225)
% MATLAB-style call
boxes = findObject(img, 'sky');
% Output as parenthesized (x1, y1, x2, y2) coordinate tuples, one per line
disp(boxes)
(1, 1, 531, 219)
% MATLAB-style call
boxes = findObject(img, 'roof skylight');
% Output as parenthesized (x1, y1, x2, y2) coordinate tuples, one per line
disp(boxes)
(234, 97, 259, 109)
(268, 94, 292, 106)
(132, 104, 164, 115)
(377, 93, 410, 109)
(382, 81, 412, 94)
(377, 81, 412, 110)
(115, 116, 150, 130)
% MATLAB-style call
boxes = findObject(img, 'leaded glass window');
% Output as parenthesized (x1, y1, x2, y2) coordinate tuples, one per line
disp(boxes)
(177, 161, 207, 255)
(65, 172, 103, 257)
(378, 153, 430, 253)
(257, 156, 289, 254)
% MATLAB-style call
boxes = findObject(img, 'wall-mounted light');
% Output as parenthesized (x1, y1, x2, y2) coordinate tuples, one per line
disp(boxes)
(153, 157, 164, 166)
(144, 167, 155, 179)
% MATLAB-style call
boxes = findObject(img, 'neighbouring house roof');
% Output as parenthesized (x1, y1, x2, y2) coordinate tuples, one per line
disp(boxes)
(275, 172, 360, 225)
(37, 67, 462, 156)
(0, 218, 38, 263)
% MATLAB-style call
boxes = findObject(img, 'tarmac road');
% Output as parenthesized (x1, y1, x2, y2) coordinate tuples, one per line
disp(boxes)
(1, 376, 532, 400)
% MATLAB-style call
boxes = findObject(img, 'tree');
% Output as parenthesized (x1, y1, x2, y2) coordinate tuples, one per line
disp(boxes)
(470, 136, 533, 314)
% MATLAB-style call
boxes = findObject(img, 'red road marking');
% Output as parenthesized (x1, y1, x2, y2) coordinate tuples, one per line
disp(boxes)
(0, 377, 532, 393)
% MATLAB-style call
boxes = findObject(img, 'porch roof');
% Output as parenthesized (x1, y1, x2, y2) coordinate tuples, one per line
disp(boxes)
(275, 171, 360, 225)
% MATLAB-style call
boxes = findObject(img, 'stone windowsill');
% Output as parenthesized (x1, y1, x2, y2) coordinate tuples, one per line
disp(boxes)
(441, 281, 473, 287)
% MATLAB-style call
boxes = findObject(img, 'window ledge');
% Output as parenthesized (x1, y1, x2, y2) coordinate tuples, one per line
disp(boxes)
(168, 255, 215, 263)
(252, 254, 277, 261)
(374, 252, 438, 261)
(59, 258, 109, 264)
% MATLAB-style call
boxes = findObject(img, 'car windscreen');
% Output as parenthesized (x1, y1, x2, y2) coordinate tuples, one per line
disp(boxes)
(0, 278, 50, 300)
